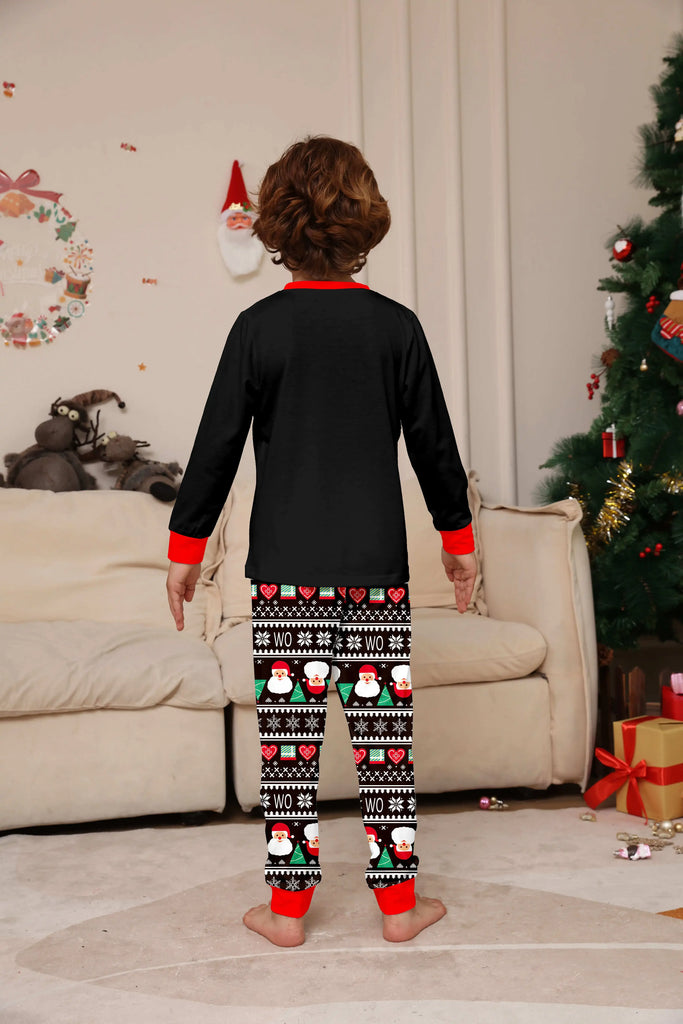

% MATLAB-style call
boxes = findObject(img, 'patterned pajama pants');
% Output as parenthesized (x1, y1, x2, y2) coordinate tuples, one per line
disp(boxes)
(251, 581, 419, 918)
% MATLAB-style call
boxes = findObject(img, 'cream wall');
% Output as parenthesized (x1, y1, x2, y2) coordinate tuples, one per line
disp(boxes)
(1, 0, 681, 506)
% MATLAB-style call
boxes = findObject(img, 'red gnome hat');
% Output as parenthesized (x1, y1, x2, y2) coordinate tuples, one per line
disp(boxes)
(220, 160, 252, 218)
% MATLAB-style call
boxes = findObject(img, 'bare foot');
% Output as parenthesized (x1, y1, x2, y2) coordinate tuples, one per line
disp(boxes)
(242, 902, 306, 947)
(382, 892, 447, 942)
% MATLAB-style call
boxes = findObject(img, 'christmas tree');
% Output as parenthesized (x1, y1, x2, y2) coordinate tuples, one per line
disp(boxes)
(535, 34, 683, 653)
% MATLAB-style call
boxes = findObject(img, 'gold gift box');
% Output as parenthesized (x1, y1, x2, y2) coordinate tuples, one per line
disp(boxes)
(613, 716, 683, 820)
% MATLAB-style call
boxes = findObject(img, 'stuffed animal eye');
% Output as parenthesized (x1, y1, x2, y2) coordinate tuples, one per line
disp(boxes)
(68, 409, 80, 422)
(57, 405, 69, 416)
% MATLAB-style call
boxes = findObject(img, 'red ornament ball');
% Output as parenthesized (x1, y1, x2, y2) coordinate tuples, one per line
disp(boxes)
(612, 238, 633, 262)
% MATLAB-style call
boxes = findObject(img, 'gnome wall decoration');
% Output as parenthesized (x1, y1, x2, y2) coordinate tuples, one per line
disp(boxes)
(217, 159, 264, 278)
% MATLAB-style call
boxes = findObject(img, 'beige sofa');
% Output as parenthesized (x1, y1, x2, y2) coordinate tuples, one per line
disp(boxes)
(207, 470, 599, 813)
(0, 489, 228, 832)
(0, 470, 598, 831)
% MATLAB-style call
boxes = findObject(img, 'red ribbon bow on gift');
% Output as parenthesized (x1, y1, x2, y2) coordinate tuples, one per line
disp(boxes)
(584, 716, 683, 823)
(0, 169, 63, 204)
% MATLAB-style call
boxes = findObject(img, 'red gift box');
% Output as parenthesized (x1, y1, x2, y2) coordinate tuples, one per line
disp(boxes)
(601, 423, 626, 458)
(661, 685, 683, 721)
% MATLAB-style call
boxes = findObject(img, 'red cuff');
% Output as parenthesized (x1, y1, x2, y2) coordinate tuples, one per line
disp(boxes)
(270, 883, 316, 917)
(373, 877, 416, 914)
(168, 531, 208, 564)
(439, 522, 475, 555)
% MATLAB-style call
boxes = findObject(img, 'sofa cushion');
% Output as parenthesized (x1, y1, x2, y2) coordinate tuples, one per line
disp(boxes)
(0, 621, 226, 717)
(214, 607, 546, 706)
(210, 468, 487, 630)
(409, 608, 546, 687)
(0, 489, 223, 639)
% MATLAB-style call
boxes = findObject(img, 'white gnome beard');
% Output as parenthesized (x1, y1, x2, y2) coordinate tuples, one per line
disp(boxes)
(217, 222, 264, 277)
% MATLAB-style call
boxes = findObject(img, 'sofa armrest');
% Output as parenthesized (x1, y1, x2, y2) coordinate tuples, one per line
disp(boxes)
(477, 497, 599, 789)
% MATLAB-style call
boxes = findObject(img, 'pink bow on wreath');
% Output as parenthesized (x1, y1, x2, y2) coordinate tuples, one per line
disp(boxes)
(0, 169, 63, 204)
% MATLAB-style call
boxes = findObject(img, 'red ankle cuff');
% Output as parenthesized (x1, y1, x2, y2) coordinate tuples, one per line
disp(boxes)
(373, 877, 416, 914)
(270, 884, 316, 918)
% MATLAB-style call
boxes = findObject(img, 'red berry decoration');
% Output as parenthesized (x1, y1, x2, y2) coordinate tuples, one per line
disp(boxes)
(640, 544, 664, 558)
(586, 368, 605, 400)
(646, 295, 660, 313)
(612, 237, 634, 262)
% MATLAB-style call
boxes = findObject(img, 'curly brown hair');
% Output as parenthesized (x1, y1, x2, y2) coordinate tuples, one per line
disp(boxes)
(249, 135, 391, 279)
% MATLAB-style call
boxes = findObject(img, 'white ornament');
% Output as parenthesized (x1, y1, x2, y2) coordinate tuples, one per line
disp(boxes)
(605, 294, 615, 330)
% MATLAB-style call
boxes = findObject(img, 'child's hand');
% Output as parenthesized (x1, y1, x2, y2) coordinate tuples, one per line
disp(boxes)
(166, 561, 202, 631)
(441, 549, 478, 614)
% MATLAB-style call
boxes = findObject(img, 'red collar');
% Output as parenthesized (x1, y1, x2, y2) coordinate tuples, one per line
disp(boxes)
(283, 280, 369, 290)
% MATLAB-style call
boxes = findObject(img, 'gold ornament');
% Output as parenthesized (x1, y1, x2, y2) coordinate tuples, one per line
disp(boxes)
(640, 357, 648, 371)
(617, 831, 672, 850)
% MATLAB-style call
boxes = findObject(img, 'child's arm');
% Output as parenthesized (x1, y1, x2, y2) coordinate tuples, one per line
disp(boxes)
(167, 311, 256, 566)
(399, 312, 477, 611)
(399, 311, 474, 549)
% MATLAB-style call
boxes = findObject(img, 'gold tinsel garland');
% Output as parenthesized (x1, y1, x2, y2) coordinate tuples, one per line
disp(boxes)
(661, 470, 683, 494)
(566, 460, 678, 662)
(568, 460, 636, 557)
(568, 462, 681, 556)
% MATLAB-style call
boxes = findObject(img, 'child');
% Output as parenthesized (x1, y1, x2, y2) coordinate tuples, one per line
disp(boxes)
(165, 135, 477, 947)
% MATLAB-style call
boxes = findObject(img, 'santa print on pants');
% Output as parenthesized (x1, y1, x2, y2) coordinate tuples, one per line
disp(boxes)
(268, 822, 294, 857)
(253, 581, 419, 913)
(267, 660, 293, 694)
(366, 826, 381, 861)
(355, 663, 381, 698)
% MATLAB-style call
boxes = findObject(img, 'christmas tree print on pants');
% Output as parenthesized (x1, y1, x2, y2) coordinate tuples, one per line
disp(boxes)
(251, 582, 418, 898)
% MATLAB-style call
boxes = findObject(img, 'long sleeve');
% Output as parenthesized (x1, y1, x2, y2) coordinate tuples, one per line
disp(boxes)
(400, 312, 474, 551)
(168, 311, 256, 563)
